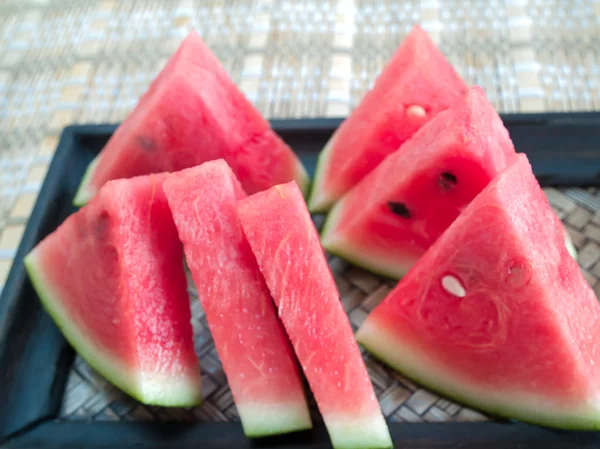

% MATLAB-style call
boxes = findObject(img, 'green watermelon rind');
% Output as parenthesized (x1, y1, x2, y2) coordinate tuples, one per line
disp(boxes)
(73, 156, 100, 207)
(236, 402, 313, 438)
(24, 250, 203, 408)
(357, 321, 600, 431)
(295, 161, 311, 201)
(308, 135, 337, 213)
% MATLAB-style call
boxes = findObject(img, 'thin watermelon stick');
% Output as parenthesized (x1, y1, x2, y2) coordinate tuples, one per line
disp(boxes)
(238, 181, 392, 449)
(163, 161, 311, 438)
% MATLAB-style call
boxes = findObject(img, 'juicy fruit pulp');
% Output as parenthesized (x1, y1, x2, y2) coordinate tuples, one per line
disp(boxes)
(238, 182, 392, 449)
(357, 155, 600, 430)
(309, 25, 468, 213)
(74, 31, 308, 206)
(321, 87, 516, 279)
(26, 174, 202, 406)
(163, 160, 311, 437)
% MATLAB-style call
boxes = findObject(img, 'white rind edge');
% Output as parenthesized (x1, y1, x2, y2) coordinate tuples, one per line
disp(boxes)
(295, 159, 311, 200)
(357, 318, 600, 431)
(25, 249, 203, 407)
(138, 371, 203, 407)
(236, 401, 313, 437)
(324, 412, 393, 449)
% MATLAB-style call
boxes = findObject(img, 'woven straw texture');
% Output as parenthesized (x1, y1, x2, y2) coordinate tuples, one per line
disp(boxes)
(0, 0, 599, 425)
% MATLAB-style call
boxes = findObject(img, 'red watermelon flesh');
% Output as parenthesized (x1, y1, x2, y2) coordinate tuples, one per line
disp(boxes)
(162, 161, 311, 437)
(25, 174, 202, 406)
(73, 31, 308, 206)
(357, 154, 600, 430)
(308, 25, 468, 213)
(237, 182, 392, 449)
(321, 86, 516, 279)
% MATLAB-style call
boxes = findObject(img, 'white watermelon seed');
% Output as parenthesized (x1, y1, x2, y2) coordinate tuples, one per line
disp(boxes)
(407, 105, 426, 118)
(441, 275, 466, 298)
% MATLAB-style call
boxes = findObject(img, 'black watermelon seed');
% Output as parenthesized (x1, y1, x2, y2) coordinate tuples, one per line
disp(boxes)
(388, 201, 411, 218)
(438, 172, 458, 190)
(137, 135, 156, 152)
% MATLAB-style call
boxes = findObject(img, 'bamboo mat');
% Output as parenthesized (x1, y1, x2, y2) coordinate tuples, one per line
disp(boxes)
(0, 0, 599, 424)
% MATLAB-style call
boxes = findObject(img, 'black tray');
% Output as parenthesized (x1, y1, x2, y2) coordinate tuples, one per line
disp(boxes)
(2, 115, 600, 449)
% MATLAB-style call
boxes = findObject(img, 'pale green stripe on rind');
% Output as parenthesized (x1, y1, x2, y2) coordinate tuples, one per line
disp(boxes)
(73, 156, 100, 207)
(295, 161, 311, 200)
(24, 250, 203, 407)
(325, 413, 393, 449)
(237, 402, 312, 438)
(565, 231, 578, 261)
(357, 319, 600, 431)
(308, 135, 337, 213)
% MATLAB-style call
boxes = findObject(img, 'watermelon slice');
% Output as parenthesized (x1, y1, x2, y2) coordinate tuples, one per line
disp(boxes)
(25, 174, 202, 406)
(73, 31, 308, 206)
(321, 87, 516, 279)
(237, 182, 392, 449)
(162, 161, 311, 437)
(308, 25, 468, 213)
(356, 155, 600, 430)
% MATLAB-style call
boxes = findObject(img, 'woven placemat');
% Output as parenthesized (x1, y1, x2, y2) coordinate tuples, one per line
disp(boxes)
(0, 0, 598, 425)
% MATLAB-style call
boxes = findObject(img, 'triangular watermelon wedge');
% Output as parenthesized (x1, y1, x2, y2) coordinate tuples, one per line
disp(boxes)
(321, 87, 516, 279)
(74, 31, 308, 206)
(308, 25, 468, 213)
(26, 174, 202, 406)
(357, 155, 600, 430)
